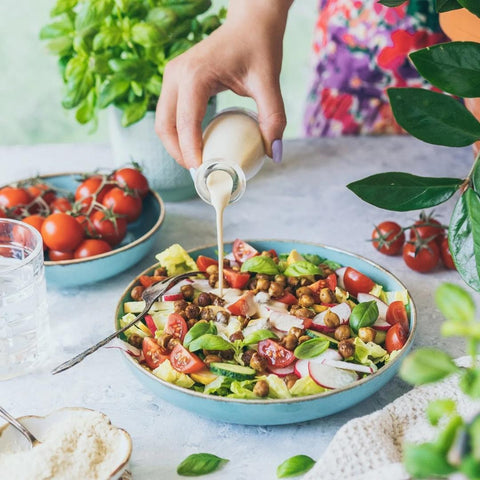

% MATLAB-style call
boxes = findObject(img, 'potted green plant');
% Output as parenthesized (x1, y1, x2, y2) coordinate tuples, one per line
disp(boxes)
(40, 0, 225, 201)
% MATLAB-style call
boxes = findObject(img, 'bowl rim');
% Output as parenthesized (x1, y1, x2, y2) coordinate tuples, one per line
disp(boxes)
(2, 171, 165, 266)
(115, 239, 417, 405)
(0, 406, 132, 479)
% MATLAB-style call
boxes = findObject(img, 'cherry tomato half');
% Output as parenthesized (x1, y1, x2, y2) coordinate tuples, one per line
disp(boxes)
(440, 238, 456, 270)
(223, 268, 250, 289)
(232, 239, 258, 264)
(113, 168, 149, 198)
(142, 337, 169, 370)
(257, 339, 296, 368)
(372, 221, 405, 256)
(74, 239, 112, 258)
(91, 209, 127, 246)
(102, 187, 142, 223)
(164, 313, 188, 342)
(385, 323, 408, 353)
(196, 255, 218, 272)
(386, 301, 409, 332)
(402, 241, 439, 273)
(41, 213, 85, 251)
(343, 267, 375, 297)
(170, 343, 205, 373)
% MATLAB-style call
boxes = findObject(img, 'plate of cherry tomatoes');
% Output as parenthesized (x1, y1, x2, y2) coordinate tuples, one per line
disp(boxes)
(0, 168, 164, 287)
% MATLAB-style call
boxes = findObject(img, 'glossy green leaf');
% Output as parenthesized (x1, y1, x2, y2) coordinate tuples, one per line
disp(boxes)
(45, 37, 74, 56)
(435, 0, 462, 12)
(75, 0, 114, 35)
(75, 89, 96, 124)
(349, 301, 378, 333)
(472, 155, 480, 194)
(93, 25, 123, 50)
(121, 98, 148, 126)
(399, 348, 458, 385)
(404, 443, 456, 477)
(183, 321, 216, 347)
(50, 0, 78, 17)
(177, 453, 228, 477)
(458, 0, 480, 17)
(131, 22, 167, 47)
(201, 14, 221, 34)
(40, 18, 73, 40)
(435, 283, 476, 324)
(98, 78, 130, 108)
(62, 55, 94, 109)
(347, 172, 462, 211)
(108, 58, 155, 83)
(469, 414, 480, 461)
(163, 0, 212, 19)
(277, 455, 316, 478)
(410, 42, 480, 98)
(188, 334, 232, 352)
(147, 7, 178, 29)
(241, 256, 280, 276)
(242, 329, 277, 346)
(294, 338, 329, 360)
(145, 74, 162, 96)
(426, 399, 456, 426)
(449, 188, 480, 291)
(436, 415, 464, 453)
(460, 368, 480, 398)
(388, 88, 480, 146)
(283, 261, 322, 277)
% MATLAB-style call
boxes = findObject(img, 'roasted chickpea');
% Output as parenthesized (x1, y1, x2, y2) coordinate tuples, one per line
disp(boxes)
(256, 274, 271, 280)
(130, 285, 144, 301)
(180, 284, 194, 301)
(294, 307, 315, 319)
(174, 299, 188, 313)
(229, 331, 244, 342)
(289, 326, 304, 338)
(299, 277, 313, 287)
(253, 379, 269, 397)
(187, 318, 198, 328)
(216, 310, 230, 324)
(203, 354, 222, 366)
(249, 352, 268, 372)
(197, 292, 212, 307)
(298, 335, 311, 344)
(275, 274, 287, 286)
(248, 278, 257, 290)
(256, 277, 270, 291)
(358, 327, 377, 343)
(241, 349, 255, 365)
(268, 281, 285, 298)
(185, 304, 200, 320)
(220, 349, 234, 360)
(289, 304, 302, 314)
(167, 337, 181, 350)
(284, 374, 298, 390)
(324, 310, 340, 328)
(201, 307, 216, 321)
(237, 316, 249, 329)
(129, 334, 143, 348)
(154, 266, 167, 277)
(205, 264, 219, 275)
(288, 276, 300, 287)
(334, 324, 351, 341)
(319, 264, 334, 275)
(296, 286, 313, 297)
(156, 333, 173, 351)
(261, 250, 274, 258)
(319, 288, 336, 304)
(211, 294, 225, 306)
(208, 273, 219, 288)
(338, 339, 355, 359)
(282, 334, 298, 350)
(298, 294, 315, 308)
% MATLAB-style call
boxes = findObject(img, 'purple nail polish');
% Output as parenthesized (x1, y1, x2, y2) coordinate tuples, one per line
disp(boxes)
(272, 139, 283, 164)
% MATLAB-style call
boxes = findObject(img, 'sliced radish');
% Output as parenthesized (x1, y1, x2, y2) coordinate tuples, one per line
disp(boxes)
(357, 293, 388, 321)
(309, 362, 358, 389)
(372, 318, 391, 331)
(268, 310, 304, 332)
(255, 291, 271, 304)
(309, 322, 336, 334)
(309, 348, 342, 364)
(294, 359, 310, 378)
(266, 300, 289, 312)
(144, 314, 157, 335)
(105, 338, 141, 357)
(312, 302, 351, 329)
(268, 363, 297, 377)
(162, 293, 183, 302)
(322, 359, 376, 374)
(336, 267, 347, 289)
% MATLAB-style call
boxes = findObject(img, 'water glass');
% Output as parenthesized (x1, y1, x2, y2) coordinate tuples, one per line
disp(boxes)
(0, 219, 50, 380)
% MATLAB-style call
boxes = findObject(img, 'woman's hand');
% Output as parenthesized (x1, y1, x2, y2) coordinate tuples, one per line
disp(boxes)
(155, 0, 292, 169)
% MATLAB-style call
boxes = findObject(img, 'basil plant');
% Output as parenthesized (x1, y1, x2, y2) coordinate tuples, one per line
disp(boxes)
(348, 0, 480, 292)
(40, 0, 225, 128)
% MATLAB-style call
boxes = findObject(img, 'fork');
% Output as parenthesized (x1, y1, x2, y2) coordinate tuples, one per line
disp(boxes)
(51, 271, 202, 375)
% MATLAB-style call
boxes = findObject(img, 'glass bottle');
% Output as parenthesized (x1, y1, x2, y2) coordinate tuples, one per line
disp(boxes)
(193, 108, 267, 204)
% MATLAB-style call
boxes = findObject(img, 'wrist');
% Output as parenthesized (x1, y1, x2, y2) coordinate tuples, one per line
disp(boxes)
(227, 0, 293, 31)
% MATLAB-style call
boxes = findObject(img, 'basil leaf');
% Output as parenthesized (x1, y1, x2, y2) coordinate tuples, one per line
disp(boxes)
(188, 334, 232, 352)
(458, 0, 480, 17)
(283, 261, 322, 277)
(294, 338, 329, 360)
(147, 7, 178, 29)
(75, 89, 96, 124)
(132, 22, 167, 48)
(349, 301, 378, 333)
(321, 260, 342, 271)
(303, 253, 322, 265)
(435, 0, 462, 12)
(98, 78, 130, 108)
(473, 155, 480, 195)
(184, 321, 216, 348)
(435, 283, 476, 324)
(121, 98, 148, 127)
(460, 368, 480, 399)
(410, 42, 480, 98)
(399, 348, 458, 385)
(93, 25, 123, 50)
(241, 256, 280, 275)
(348, 171, 462, 211)
(165, 0, 211, 19)
(427, 399, 457, 426)
(404, 443, 456, 478)
(277, 455, 316, 478)
(449, 188, 480, 291)
(388, 88, 480, 147)
(40, 18, 73, 40)
(378, 0, 407, 5)
(51, 0, 78, 16)
(242, 329, 277, 346)
(177, 453, 229, 477)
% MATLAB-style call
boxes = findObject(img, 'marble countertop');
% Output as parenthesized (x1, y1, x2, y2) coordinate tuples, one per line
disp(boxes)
(0, 137, 474, 479)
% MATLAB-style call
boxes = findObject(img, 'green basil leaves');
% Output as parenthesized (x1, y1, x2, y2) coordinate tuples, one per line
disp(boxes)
(177, 453, 229, 477)
(188, 334, 232, 352)
(349, 301, 378, 333)
(241, 256, 280, 275)
(242, 329, 278, 346)
(294, 338, 329, 360)
(183, 321, 217, 348)
(283, 261, 323, 277)
(276, 455, 316, 478)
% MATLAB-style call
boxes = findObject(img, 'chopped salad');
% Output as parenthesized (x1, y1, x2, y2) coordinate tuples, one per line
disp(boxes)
(118, 241, 411, 400)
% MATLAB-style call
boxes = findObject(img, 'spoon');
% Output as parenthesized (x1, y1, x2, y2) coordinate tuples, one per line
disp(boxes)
(0, 406, 40, 447)
(51, 270, 202, 375)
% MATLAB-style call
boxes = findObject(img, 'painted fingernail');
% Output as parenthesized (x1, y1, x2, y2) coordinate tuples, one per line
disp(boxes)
(272, 139, 283, 164)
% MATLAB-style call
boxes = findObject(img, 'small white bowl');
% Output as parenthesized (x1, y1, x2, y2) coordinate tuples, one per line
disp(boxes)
(0, 407, 132, 480)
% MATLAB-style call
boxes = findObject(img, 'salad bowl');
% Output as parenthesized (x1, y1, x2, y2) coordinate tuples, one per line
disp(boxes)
(115, 240, 417, 425)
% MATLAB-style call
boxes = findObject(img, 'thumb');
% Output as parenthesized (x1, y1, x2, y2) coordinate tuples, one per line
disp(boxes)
(253, 79, 287, 162)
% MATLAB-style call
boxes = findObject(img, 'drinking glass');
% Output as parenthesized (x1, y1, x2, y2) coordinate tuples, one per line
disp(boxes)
(0, 219, 50, 380)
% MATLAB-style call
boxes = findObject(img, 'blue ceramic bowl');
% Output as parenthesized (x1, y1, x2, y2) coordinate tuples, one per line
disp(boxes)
(115, 240, 416, 425)
(36, 173, 164, 287)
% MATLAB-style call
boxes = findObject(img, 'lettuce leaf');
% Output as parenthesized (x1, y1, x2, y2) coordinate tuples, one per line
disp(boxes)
(289, 376, 326, 397)
(354, 337, 388, 365)
(203, 376, 232, 396)
(155, 244, 197, 276)
(152, 360, 195, 388)
(228, 379, 258, 399)
(265, 374, 292, 399)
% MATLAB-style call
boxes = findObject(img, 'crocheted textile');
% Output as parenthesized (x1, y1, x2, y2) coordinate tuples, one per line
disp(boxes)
(305, 357, 479, 480)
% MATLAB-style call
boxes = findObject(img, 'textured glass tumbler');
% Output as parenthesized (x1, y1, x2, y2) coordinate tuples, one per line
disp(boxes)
(0, 219, 50, 380)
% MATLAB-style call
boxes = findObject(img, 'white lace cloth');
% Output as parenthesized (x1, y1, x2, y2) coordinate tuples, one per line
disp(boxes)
(305, 357, 480, 480)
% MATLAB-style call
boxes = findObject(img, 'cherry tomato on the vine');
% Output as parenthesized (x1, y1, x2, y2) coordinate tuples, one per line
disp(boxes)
(91, 209, 127, 246)
(41, 213, 85, 251)
(409, 213, 445, 245)
(27, 183, 56, 204)
(102, 187, 142, 223)
(0, 187, 32, 216)
(440, 237, 456, 270)
(23, 215, 46, 250)
(48, 250, 74, 261)
(113, 168, 149, 198)
(371, 221, 405, 256)
(75, 176, 112, 210)
(402, 240, 439, 273)
(74, 239, 112, 258)
(50, 197, 72, 213)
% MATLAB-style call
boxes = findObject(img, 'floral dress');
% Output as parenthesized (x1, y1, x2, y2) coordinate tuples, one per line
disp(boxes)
(303, 0, 448, 136)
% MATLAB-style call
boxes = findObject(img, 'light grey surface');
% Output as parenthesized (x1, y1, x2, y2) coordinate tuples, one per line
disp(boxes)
(0, 137, 475, 479)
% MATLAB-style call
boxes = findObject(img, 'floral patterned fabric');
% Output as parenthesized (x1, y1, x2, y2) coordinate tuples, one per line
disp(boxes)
(303, 0, 448, 136)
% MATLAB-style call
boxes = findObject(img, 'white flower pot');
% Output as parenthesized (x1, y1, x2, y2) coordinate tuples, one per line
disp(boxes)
(108, 99, 216, 202)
